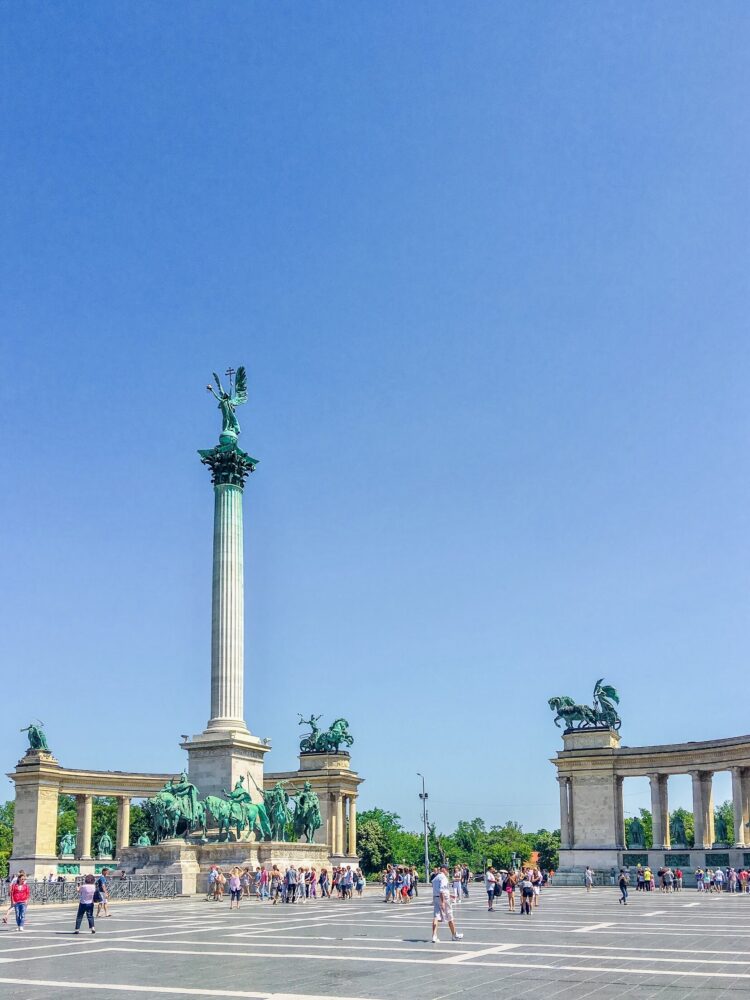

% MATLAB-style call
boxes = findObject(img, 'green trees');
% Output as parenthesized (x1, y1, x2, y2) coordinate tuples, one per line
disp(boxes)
(531, 829, 560, 870)
(714, 800, 733, 843)
(355, 809, 553, 876)
(0, 802, 14, 878)
(669, 807, 694, 847)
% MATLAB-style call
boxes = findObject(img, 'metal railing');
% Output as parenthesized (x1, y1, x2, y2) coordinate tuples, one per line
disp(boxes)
(0, 875, 178, 904)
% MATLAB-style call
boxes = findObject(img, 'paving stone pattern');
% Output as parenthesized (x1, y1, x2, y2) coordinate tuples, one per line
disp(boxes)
(0, 885, 749, 998)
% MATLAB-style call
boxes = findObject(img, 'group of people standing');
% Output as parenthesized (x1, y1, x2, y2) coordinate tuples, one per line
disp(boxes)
(381, 865, 420, 902)
(611, 863, 750, 903)
(2, 867, 112, 932)
(207, 863, 365, 905)
(484, 867, 545, 914)
(695, 866, 750, 891)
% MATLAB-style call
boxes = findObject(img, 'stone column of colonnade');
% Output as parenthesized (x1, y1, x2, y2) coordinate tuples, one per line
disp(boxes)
(557, 777, 572, 848)
(207, 480, 247, 731)
(116, 797, 131, 852)
(328, 793, 337, 855)
(731, 767, 750, 847)
(76, 794, 93, 860)
(336, 793, 345, 855)
(614, 776, 625, 848)
(348, 797, 357, 856)
(649, 774, 670, 849)
(691, 770, 715, 849)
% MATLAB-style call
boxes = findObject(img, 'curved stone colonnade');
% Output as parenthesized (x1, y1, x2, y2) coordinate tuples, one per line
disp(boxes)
(553, 729, 750, 878)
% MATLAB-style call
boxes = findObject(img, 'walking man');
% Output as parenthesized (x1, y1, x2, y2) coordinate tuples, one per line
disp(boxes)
(584, 866, 594, 892)
(431, 865, 463, 943)
(618, 869, 629, 905)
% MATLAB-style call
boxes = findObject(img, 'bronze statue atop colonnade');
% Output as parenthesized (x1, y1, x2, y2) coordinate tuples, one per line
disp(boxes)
(551, 680, 750, 883)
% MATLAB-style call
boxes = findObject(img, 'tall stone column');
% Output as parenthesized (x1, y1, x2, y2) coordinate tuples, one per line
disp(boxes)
(329, 793, 338, 855)
(691, 771, 706, 849)
(348, 798, 357, 856)
(183, 438, 270, 801)
(742, 769, 750, 841)
(731, 768, 745, 847)
(208, 480, 246, 731)
(76, 794, 93, 860)
(558, 777, 571, 849)
(691, 770, 714, 849)
(704, 773, 715, 846)
(116, 797, 131, 852)
(660, 776, 670, 849)
(614, 776, 625, 849)
(649, 774, 665, 849)
(336, 794, 345, 854)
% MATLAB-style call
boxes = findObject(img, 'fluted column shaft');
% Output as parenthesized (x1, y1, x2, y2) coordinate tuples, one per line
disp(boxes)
(732, 767, 745, 847)
(208, 483, 246, 729)
(76, 794, 92, 860)
(336, 794, 344, 854)
(558, 777, 572, 849)
(116, 797, 131, 852)
(348, 798, 357, 856)
(329, 794, 337, 854)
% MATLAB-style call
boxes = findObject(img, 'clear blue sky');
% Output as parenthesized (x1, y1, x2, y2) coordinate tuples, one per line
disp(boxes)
(2, 2, 749, 834)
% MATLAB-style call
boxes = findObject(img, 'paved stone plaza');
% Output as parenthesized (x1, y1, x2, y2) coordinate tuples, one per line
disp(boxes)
(2, 887, 750, 999)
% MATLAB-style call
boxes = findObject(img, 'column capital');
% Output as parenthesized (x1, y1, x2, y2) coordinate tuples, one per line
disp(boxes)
(199, 441, 257, 488)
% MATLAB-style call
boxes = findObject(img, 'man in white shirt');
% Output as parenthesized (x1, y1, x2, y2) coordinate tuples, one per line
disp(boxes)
(431, 865, 463, 943)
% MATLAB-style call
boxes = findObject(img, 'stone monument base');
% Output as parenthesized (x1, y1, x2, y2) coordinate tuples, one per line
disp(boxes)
(180, 728, 270, 803)
(119, 840, 332, 895)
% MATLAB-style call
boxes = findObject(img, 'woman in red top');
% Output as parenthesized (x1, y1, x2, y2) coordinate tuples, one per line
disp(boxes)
(10, 873, 30, 931)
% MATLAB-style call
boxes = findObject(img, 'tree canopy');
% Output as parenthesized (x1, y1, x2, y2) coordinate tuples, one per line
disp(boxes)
(356, 808, 558, 876)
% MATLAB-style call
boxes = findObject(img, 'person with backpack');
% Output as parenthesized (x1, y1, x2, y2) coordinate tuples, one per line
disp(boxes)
(618, 869, 629, 905)
(95, 868, 110, 918)
(484, 867, 497, 911)
(519, 873, 534, 915)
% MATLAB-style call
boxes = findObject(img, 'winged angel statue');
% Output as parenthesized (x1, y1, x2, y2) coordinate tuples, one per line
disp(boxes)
(206, 367, 248, 440)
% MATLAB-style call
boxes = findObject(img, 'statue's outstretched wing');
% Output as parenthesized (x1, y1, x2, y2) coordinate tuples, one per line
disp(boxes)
(212, 372, 223, 394)
(599, 684, 619, 703)
(231, 365, 248, 406)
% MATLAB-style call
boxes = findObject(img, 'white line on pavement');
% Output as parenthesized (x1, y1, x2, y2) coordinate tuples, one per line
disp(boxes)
(96, 948, 750, 980)
(573, 922, 615, 932)
(439, 943, 519, 964)
(0, 979, 384, 1000)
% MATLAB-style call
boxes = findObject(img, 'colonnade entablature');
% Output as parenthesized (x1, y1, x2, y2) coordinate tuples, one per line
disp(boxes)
(552, 729, 750, 876)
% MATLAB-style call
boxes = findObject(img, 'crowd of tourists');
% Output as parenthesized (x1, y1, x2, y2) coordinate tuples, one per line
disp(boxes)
(380, 865, 421, 901)
(482, 866, 548, 914)
(206, 863, 366, 905)
(606, 862, 750, 904)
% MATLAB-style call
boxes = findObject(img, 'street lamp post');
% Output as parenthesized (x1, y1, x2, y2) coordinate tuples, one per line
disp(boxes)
(417, 772, 429, 883)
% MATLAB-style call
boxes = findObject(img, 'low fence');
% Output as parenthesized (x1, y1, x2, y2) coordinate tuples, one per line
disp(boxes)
(0, 875, 179, 904)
